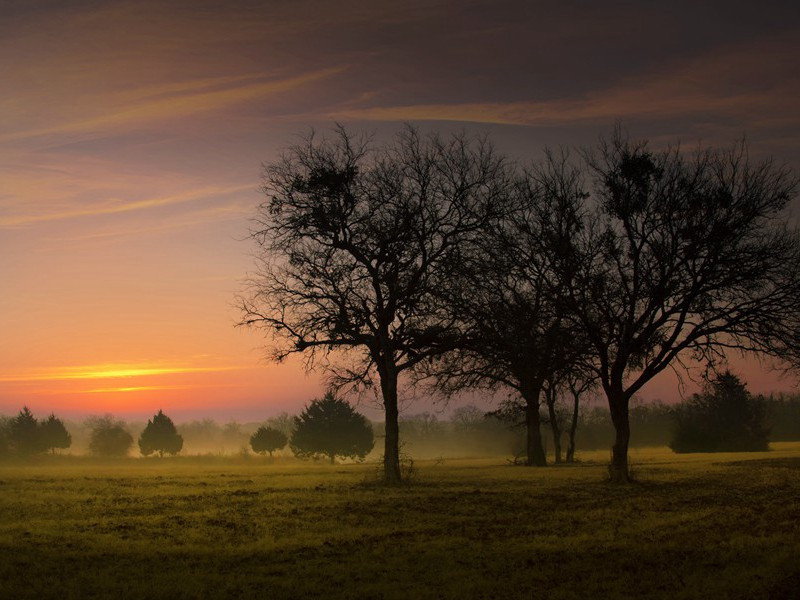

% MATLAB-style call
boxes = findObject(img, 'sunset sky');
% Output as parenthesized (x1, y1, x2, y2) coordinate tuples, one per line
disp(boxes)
(2, 0, 800, 421)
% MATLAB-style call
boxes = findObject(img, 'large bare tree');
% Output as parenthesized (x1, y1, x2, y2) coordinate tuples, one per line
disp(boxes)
(564, 132, 800, 482)
(238, 125, 512, 483)
(428, 151, 590, 466)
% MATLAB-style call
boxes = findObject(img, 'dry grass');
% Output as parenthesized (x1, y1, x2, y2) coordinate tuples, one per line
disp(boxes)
(1, 443, 799, 599)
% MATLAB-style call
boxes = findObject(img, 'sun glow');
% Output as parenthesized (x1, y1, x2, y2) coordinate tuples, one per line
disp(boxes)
(0, 363, 241, 383)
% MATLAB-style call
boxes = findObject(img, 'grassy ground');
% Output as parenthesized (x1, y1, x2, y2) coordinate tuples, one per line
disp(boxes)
(1, 444, 799, 599)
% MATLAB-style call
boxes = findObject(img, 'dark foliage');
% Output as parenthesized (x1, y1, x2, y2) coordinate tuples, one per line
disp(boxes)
(250, 426, 288, 456)
(670, 372, 770, 453)
(8, 406, 47, 456)
(290, 392, 374, 463)
(40, 414, 71, 455)
(87, 416, 133, 457)
(139, 410, 184, 457)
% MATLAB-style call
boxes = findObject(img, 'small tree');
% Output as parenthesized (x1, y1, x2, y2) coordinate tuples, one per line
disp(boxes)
(139, 410, 184, 457)
(87, 416, 133, 457)
(8, 406, 46, 456)
(250, 426, 288, 457)
(290, 392, 374, 464)
(670, 372, 770, 453)
(40, 414, 71, 455)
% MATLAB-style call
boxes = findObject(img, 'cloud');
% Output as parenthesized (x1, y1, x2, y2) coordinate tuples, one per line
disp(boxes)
(0, 184, 252, 227)
(329, 36, 800, 129)
(0, 67, 346, 143)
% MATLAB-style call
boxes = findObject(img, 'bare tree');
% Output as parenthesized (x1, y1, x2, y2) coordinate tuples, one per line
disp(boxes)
(563, 131, 800, 482)
(564, 369, 598, 463)
(428, 151, 589, 466)
(238, 125, 511, 483)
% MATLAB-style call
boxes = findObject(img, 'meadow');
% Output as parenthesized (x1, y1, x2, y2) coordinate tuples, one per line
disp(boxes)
(1, 445, 799, 599)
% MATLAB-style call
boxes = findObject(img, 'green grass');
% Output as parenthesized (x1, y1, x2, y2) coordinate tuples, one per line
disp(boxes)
(2, 444, 799, 599)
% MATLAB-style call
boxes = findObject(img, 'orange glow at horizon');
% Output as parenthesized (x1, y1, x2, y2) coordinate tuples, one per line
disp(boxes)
(0, 362, 242, 383)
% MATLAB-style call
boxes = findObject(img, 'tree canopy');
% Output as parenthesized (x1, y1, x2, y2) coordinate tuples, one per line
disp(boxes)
(250, 426, 288, 457)
(87, 416, 133, 457)
(40, 414, 71, 455)
(139, 410, 184, 457)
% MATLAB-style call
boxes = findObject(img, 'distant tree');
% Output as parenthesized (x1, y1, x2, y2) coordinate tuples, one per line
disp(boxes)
(238, 126, 511, 483)
(87, 416, 133, 457)
(451, 405, 485, 435)
(290, 392, 374, 464)
(400, 412, 445, 440)
(250, 426, 288, 457)
(670, 372, 770, 453)
(8, 406, 46, 456)
(0, 416, 10, 459)
(560, 131, 800, 481)
(40, 414, 71, 455)
(138, 410, 184, 457)
(265, 412, 295, 438)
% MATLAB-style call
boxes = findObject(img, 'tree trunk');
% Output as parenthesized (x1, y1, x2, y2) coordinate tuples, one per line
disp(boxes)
(379, 362, 402, 484)
(522, 385, 546, 466)
(329, 453, 335, 465)
(546, 387, 562, 464)
(566, 388, 580, 463)
(607, 386, 631, 483)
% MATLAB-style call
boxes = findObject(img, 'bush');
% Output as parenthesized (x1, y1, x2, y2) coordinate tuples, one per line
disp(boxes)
(139, 410, 183, 457)
(670, 372, 770, 453)
(250, 426, 288, 457)
(290, 392, 374, 464)
(87, 416, 134, 457)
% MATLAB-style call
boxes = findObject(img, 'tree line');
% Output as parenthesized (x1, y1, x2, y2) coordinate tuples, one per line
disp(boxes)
(3, 376, 797, 461)
(238, 124, 800, 483)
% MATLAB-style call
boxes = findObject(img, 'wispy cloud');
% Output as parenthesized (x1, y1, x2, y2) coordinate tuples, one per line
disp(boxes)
(1, 67, 346, 143)
(0, 184, 252, 227)
(329, 37, 800, 129)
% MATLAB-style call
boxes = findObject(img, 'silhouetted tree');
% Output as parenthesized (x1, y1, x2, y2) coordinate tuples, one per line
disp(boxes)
(239, 125, 511, 482)
(8, 406, 46, 456)
(40, 414, 71, 455)
(265, 412, 295, 438)
(670, 372, 769, 453)
(250, 426, 288, 457)
(428, 150, 590, 466)
(290, 391, 374, 464)
(561, 131, 800, 481)
(564, 370, 598, 463)
(87, 416, 133, 457)
(139, 410, 183, 457)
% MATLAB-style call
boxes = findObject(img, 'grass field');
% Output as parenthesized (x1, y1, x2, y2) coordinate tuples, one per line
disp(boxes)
(1, 444, 799, 599)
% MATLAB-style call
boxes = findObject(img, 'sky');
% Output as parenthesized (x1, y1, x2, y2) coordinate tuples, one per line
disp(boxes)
(2, 0, 800, 422)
